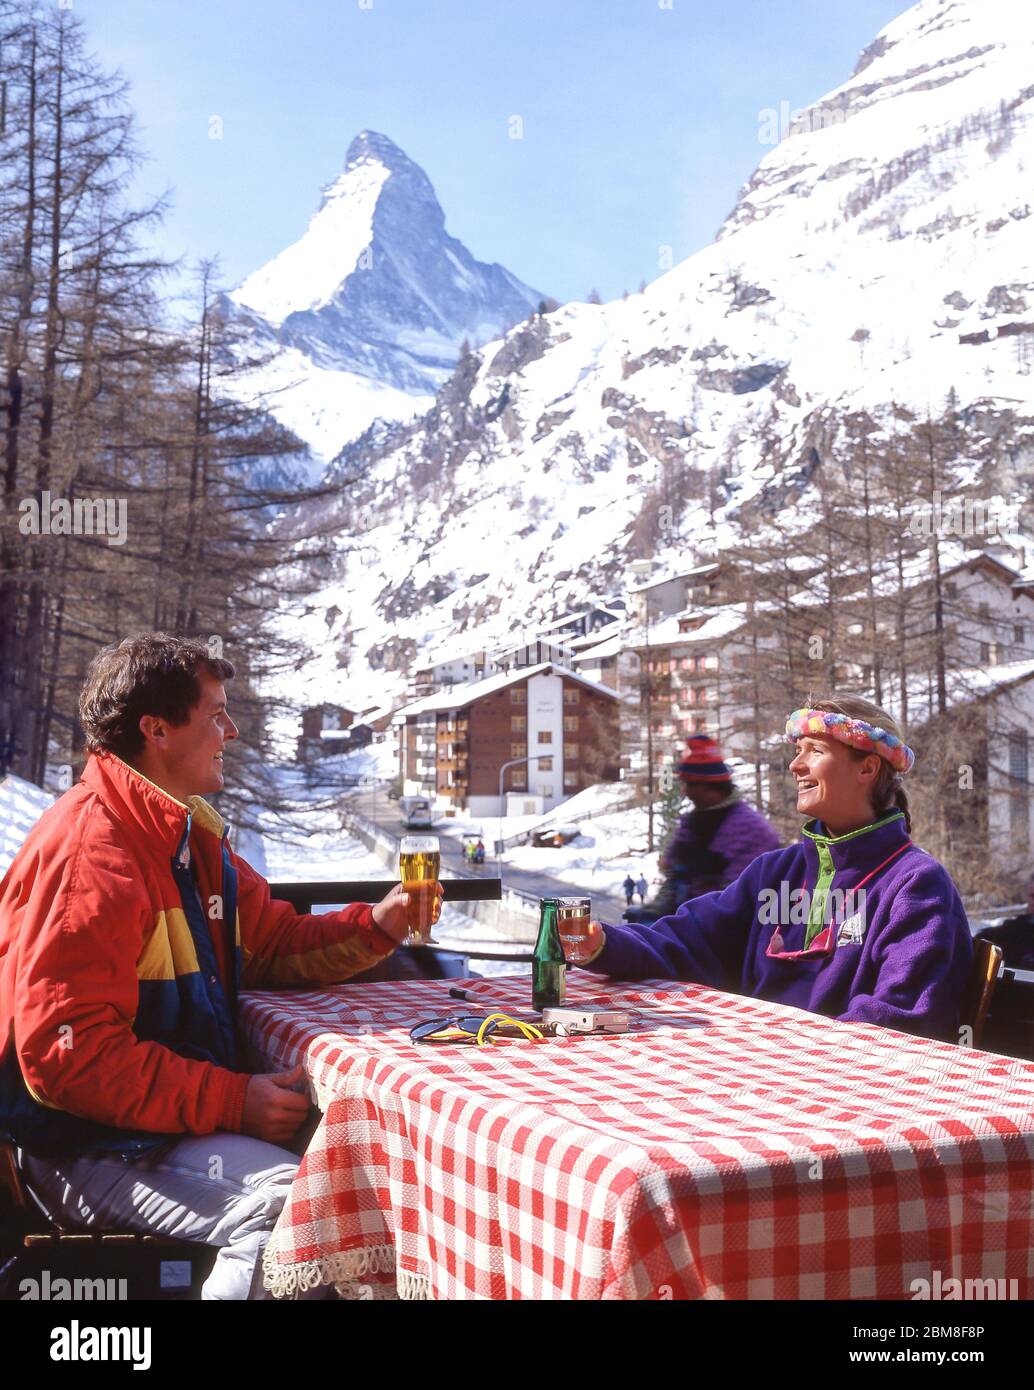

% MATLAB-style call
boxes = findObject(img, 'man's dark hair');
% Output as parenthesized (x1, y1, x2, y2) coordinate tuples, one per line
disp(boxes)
(79, 633, 235, 760)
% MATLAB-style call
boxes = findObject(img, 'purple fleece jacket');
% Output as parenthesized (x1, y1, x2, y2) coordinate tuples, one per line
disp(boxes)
(587, 812, 973, 1041)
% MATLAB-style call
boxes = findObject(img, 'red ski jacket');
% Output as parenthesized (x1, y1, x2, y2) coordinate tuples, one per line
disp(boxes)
(0, 751, 397, 1157)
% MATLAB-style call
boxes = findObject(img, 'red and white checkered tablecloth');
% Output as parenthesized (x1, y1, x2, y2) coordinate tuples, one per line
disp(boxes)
(238, 973, 1034, 1301)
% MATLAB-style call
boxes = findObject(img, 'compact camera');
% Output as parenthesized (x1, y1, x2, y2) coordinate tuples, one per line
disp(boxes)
(540, 1006, 629, 1036)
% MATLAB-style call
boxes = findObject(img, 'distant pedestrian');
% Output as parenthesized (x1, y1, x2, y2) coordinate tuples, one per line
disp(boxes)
(635, 874, 648, 903)
(623, 874, 636, 906)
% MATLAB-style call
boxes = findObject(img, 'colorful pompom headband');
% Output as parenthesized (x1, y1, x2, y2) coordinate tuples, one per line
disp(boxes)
(785, 708, 915, 774)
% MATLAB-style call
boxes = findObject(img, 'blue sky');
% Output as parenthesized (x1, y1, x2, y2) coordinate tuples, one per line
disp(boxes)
(78, 0, 909, 307)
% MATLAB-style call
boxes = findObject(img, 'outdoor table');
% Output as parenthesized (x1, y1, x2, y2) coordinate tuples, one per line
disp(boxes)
(239, 973, 1034, 1301)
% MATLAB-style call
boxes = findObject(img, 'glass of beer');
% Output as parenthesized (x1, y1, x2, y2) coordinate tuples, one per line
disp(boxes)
(399, 835, 441, 946)
(557, 896, 591, 964)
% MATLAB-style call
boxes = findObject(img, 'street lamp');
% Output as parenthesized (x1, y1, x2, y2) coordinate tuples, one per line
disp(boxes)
(496, 755, 548, 875)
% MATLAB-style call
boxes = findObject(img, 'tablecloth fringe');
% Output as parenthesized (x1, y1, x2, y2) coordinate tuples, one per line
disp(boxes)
(262, 1242, 433, 1300)
(397, 1268, 433, 1300)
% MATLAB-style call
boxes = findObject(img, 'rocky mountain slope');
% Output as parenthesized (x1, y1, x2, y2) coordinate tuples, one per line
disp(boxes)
(275, 0, 1034, 719)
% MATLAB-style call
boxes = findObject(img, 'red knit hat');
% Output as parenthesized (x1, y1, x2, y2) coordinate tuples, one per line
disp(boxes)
(677, 734, 732, 782)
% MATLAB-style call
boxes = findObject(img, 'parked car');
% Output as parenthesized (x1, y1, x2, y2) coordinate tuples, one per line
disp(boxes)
(530, 825, 580, 849)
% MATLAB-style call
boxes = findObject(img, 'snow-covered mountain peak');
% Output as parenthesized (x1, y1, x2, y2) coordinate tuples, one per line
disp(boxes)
(232, 150, 389, 327)
(224, 131, 546, 463)
(275, 0, 1033, 713)
(341, 128, 433, 185)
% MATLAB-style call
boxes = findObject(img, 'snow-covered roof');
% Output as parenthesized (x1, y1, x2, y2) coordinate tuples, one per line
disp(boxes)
(567, 619, 627, 651)
(534, 605, 624, 634)
(572, 632, 626, 662)
(621, 604, 749, 649)
(876, 658, 1034, 733)
(627, 561, 720, 595)
(392, 661, 621, 720)
(945, 657, 1034, 700)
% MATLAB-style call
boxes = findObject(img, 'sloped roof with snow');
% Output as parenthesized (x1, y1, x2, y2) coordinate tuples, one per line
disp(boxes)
(392, 661, 620, 720)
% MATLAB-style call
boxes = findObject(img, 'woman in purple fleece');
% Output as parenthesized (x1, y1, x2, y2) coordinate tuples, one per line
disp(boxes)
(563, 696, 974, 1042)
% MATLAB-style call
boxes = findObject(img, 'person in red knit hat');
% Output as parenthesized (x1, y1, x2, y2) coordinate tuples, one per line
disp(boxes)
(626, 733, 780, 924)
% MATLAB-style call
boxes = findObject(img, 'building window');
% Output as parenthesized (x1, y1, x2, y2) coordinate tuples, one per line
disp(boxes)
(510, 688, 526, 705)
(566, 745, 579, 762)
(1009, 733, 1029, 847)
(511, 769, 527, 790)
(563, 716, 579, 733)
(511, 716, 526, 733)
(1010, 732, 1029, 783)
(979, 642, 990, 664)
(538, 730, 552, 744)
(1016, 625, 1026, 646)
(541, 785, 553, 798)
(537, 756, 553, 771)
(510, 742, 524, 759)
(563, 688, 580, 705)
(564, 771, 578, 788)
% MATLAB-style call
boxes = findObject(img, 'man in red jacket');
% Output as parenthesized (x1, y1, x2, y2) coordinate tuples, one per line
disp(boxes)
(0, 633, 438, 1299)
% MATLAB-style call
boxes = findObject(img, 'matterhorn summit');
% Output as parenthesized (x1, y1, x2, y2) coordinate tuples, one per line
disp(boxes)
(225, 130, 545, 462)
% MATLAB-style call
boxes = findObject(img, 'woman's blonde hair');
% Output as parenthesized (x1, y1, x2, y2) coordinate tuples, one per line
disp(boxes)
(806, 694, 912, 833)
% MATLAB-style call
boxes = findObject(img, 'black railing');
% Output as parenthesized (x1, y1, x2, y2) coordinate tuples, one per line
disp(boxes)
(269, 877, 503, 911)
(269, 878, 533, 965)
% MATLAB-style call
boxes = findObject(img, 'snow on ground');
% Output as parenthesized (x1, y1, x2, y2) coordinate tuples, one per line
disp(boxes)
(503, 804, 662, 903)
(245, 760, 483, 941)
(327, 740, 398, 782)
(433, 780, 636, 845)
(0, 774, 56, 876)
(426, 781, 661, 900)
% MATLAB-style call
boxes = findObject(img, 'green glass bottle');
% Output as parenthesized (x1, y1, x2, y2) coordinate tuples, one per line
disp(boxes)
(532, 897, 566, 1011)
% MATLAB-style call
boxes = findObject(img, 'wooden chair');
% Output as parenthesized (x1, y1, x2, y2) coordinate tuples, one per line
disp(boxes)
(0, 1138, 215, 1299)
(960, 938, 1003, 1049)
(0, 1138, 29, 1213)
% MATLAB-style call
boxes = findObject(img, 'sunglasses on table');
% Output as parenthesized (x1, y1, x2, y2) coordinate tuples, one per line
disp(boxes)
(409, 1012, 544, 1046)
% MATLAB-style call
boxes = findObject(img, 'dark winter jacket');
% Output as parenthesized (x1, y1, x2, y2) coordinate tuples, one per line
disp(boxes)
(652, 793, 780, 914)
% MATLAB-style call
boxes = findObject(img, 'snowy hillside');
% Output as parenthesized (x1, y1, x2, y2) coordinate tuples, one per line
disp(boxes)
(275, 0, 1034, 716)
(0, 775, 55, 876)
(223, 130, 546, 465)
